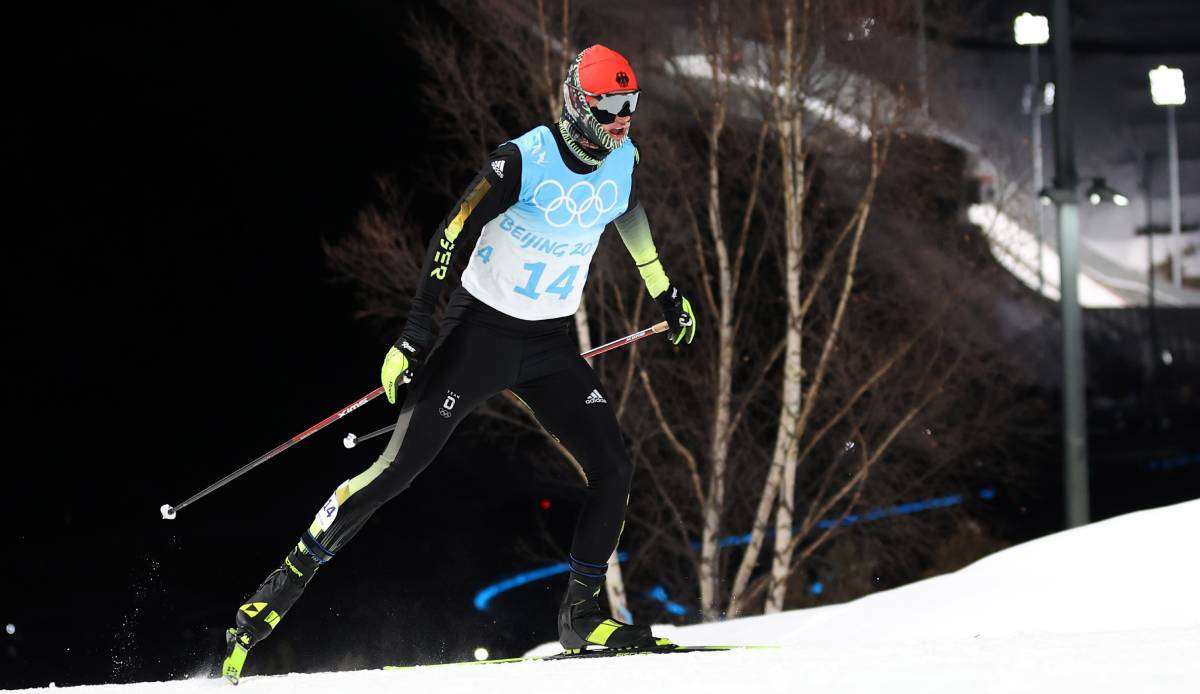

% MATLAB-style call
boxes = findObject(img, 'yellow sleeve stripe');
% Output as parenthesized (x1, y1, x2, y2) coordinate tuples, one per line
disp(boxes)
(445, 177, 492, 243)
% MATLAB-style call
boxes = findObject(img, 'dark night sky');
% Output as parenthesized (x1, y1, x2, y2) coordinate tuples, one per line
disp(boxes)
(5, 2, 574, 687)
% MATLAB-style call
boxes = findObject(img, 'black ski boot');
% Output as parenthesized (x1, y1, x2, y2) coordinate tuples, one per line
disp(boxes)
(557, 572, 657, 652)
(222, 540, 324, 684)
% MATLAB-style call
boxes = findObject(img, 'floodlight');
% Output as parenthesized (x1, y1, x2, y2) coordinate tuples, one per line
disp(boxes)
(1014, 13, 1049, 46)
(1085, 178, 1129, 207)
(1149, 66, 1186, 106)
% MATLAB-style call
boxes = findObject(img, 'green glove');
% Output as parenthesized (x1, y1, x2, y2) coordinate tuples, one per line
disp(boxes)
(655, 285, 697, 345)
(381, 341, 420, 405)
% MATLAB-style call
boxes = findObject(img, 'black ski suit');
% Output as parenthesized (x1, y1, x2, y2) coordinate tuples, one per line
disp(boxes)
(298, 125, 667, 574)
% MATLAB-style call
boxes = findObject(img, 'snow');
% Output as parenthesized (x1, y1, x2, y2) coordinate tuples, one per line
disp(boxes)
(968, 202, 1132, 308)
(11, 500, 1200, 693)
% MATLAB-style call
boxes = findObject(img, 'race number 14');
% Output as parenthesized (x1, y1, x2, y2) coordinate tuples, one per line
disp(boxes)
(514, 262, 579, 300)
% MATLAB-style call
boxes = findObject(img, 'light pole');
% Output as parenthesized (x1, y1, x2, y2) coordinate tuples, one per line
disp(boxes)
(1048, 0, 1088, 528)
(1138, 153, 1163, 430)
(1015, 13, 1050, 292)
(1149, 65, 1187, 287)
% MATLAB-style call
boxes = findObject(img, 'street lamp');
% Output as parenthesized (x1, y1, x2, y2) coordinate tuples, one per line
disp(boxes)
(1015, 13, 1050, 292)
(1149, 65, 1186, 287)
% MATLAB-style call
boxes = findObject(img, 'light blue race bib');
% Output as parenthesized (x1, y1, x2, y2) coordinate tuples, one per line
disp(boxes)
(461, 126, 635, 320)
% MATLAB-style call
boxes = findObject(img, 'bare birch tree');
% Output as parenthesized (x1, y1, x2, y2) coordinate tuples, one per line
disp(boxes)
(616, 0, 782, 619)
(727, 0, 950, 616)
(622, 0, 1014, 618)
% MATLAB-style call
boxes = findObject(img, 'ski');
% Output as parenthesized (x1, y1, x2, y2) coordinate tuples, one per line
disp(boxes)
(384, 640, 776, 669)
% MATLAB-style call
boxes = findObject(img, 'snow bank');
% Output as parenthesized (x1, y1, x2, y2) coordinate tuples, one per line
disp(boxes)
(10, 500, 1199, 693)
(654, 497, 1200, 648)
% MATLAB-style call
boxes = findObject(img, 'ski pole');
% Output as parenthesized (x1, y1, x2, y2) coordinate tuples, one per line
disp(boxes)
(161, 321, 668, 519)
(341, 320, 669, 449)
(160, 385, 392, 520)
(580, 320, 669, 359)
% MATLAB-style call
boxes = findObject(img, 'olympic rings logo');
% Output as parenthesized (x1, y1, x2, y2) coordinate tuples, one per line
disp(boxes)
(532, 179, 619, 228)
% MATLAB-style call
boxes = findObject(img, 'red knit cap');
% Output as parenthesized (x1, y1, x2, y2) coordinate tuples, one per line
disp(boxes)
(577, 44, 638, 94)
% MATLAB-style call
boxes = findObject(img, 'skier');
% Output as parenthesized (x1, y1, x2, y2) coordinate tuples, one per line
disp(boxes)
(222, 44, 696, 683)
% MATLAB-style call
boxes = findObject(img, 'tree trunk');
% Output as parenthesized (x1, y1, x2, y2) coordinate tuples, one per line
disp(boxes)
(698, 63, 734, 617)
(725, 0, 806, 619)
(766, 125, 886, 611)
(765, 105, 805, 614)
(762, 1, 808, 615)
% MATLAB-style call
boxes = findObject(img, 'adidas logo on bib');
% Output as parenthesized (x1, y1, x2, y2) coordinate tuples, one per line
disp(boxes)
(491, 160, 505, 178)
(585, 389, 607, 405)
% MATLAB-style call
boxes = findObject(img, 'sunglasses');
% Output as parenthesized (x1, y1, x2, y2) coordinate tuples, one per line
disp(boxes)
(584, 90, 641, 124)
